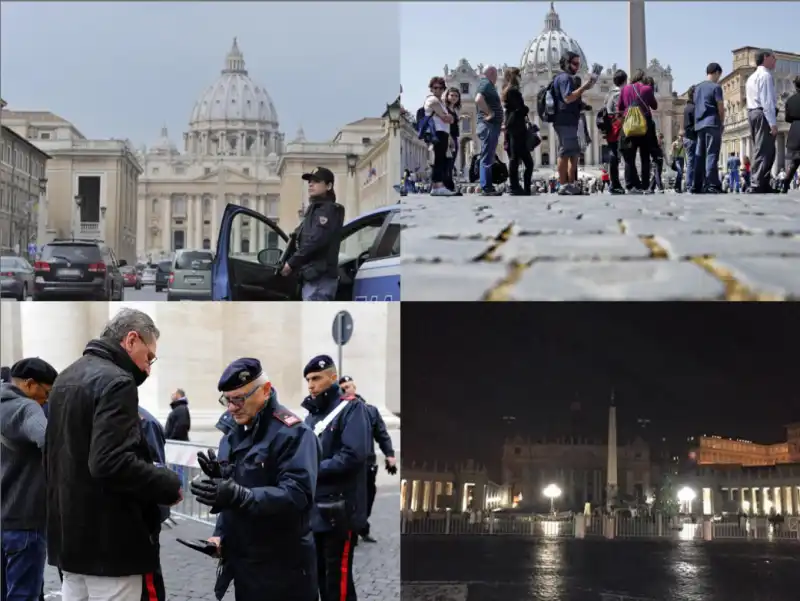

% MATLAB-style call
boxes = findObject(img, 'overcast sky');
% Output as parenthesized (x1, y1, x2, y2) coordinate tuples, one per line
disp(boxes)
(1, 2, 399, 147)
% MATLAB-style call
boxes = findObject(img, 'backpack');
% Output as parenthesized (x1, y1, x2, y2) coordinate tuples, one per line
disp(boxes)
(537, 80, 558, 123)
(416, 98, 438, 145)
(595, 107, 612, 135)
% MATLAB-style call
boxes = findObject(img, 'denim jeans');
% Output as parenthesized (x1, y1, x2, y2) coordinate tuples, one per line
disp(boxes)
(674, 156, 685, 192)
(693, 127, 722, 192)
(683, 139, 697, 191)
(1, 530, 47, 601)
(477, 120, 502, 190)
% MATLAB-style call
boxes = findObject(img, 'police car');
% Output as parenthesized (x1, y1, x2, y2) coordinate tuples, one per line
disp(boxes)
(211, 202, 400, 301)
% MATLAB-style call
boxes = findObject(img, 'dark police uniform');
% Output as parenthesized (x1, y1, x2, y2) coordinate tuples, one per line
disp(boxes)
(191, 359, 320, 601)
(287, 167, 345, 302)
(137, 407, 169, 601)
(339, 376, 395, 541)
(301, 356, 370, 601)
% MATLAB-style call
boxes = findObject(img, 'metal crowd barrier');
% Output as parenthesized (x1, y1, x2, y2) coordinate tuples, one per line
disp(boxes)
(401, 512, 800, 542)
(165, 440, 220, 525)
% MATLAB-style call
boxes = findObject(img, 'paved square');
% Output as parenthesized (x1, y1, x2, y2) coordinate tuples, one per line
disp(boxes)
(400, 192, 800, 301)
(42, 487, 399, 601)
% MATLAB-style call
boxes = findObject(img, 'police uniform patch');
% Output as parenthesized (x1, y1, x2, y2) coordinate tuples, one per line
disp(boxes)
(273, 409, 301, 427)
(319, 216, 328, 225)
(239, 371, 250, 382)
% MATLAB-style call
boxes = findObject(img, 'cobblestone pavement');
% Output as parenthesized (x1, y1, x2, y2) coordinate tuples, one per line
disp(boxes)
(401, 191, 800, 301)
(401, 536, 800, 601)
(43, 487, 399, 601)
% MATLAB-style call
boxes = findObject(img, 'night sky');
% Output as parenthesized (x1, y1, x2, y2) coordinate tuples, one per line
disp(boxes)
(402, 304, 799, 475)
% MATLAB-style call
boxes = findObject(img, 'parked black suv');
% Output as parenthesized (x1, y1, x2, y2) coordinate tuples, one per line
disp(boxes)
(33, 239, 126, 301)
(155, 260, 172, 292)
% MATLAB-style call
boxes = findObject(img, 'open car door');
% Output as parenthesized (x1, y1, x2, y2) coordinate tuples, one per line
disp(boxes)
(211, 203, 300, 301)
(334, 209, 395, 300)
(351, 208, 400, 301)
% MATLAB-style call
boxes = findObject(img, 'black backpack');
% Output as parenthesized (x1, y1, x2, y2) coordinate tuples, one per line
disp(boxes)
(416, 101, 437, 144)
(596, 107, 613, 135)
(537, 80, 558, 123)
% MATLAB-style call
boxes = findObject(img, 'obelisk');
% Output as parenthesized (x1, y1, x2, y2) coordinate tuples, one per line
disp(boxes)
(628, 0, 647, 75)
(605, 401, 618, 512)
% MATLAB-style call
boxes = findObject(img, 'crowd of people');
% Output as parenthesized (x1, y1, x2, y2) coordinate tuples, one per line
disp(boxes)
(1, 308, 396, 601)
(410, 48, 800, 197)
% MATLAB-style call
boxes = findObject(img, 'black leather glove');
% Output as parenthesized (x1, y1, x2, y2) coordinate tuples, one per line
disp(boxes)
(385, 459, 397, 476)
(190, 478, 253, 513)
(197, 449, 222, 480)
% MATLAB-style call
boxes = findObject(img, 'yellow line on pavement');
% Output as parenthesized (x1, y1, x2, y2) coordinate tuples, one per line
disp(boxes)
(691, 258, 784, 301)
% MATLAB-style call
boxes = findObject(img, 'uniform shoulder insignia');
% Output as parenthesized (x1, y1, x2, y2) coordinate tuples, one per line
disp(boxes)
(273, 409, 301, 427)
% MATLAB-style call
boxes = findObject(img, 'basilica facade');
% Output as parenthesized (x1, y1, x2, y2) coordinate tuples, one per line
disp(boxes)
(135, 39, 399, 263)
(442, 3, 680, 176)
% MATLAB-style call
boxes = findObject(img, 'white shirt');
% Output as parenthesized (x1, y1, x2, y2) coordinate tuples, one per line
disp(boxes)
(745, 65, 777, 128)
(424, 95, 451, 133)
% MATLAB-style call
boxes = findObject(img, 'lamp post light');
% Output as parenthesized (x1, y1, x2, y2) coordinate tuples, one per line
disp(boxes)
(73, 195, 83, 239)
(543, 484, 562, 514)
(677, 487, 696, 514)
(386, 98, 402, 136)
(346, 153, 358, 177)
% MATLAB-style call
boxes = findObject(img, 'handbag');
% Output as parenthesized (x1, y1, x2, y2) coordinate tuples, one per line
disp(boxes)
(525, 118, 541, 151)
(622, 84, 648, 138)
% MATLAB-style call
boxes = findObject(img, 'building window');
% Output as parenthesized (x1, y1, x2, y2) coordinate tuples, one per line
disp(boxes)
(204, 167, 211, 175)
(174, 166, 185, 175)
(460, 83, 470, 95)
(40, 132, 51, 140)
(152, 167, 160, 175)
(243, 167, 250, 176)
(361, 137, 371, 144)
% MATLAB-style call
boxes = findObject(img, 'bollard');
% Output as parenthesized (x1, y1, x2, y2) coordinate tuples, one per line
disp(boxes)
(574, 514, 586, 539)
(444, 510, 451, 535)
(703, 519, 713, 541)
(604, 516, 616, 540)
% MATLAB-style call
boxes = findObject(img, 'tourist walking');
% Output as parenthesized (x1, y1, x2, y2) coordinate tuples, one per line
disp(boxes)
(782, 76, 800, 193)
(671, 132, 686, 192)
(683, 85, 697, 193)
(691, 62, 725, 194)
(617, 69, 658, 193)
(604, 69, 627, 194)
(745, 49, 779, 193)
(475, 66, 503, 196)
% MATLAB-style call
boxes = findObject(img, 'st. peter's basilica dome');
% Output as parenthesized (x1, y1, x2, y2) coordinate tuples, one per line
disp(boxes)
(188, 38, 280, 131)
(519, 2, 589, 74)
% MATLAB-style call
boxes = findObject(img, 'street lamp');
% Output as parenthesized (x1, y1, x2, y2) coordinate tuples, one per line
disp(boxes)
(386, 98, 402, 136)
(73, 195, 83, 240)
(677, 487, 696, 514)
(543, 484, 562, 514)
(346, 153, 358, 176)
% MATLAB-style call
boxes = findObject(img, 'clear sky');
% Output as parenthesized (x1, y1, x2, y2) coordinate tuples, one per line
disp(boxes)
(1, 2, 400, 147)
(401, 1, 800, 108)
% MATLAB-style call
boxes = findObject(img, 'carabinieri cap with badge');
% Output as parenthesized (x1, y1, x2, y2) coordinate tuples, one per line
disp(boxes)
(301, 166, 335, 185)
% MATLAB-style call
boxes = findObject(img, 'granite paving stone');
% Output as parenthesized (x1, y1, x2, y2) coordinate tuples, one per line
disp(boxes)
(42, 487, 399, 600)
(402, 263, 509, 301)
(708, 256, 800, 299)
(654, 235, 800, 259)
(494, 235, 652, 262)
(400, 191, 800, 300)
(508, 262, 727, 301)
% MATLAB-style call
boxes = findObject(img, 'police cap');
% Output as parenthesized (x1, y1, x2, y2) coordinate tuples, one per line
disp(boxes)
(10, 358, 58, 386)
(303, 355, 335, 378)
(301, 166, 335, 185)
(339, 375, 353, 384)
(218, 357, 266, 392)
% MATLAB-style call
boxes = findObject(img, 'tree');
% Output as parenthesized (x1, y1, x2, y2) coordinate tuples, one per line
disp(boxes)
(653, 474, 680, 517)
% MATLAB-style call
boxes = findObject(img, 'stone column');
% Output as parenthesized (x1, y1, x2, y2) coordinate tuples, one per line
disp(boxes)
(663, 114, 673, 157)
(606, 405, 618, 512)
(211, 196, 219, 252)
(628, 0, 647, 76)
(186, 195, 195, 250)
(232, 198, 242, 254)
(534, 115, 543, 167)
(136, 195, 146, 261)
(20, 303, 91, 372)
(161, 197, 171, 256)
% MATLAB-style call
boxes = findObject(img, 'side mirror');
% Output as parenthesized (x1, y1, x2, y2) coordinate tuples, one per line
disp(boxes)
(257, 248, 283, 266)
(118, 259, 128, 267)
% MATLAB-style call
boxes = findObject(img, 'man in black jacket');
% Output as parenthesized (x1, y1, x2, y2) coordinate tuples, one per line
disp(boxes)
(339, 376, 396, 543)
(164, 389, 191, 441)
(280, 167, 345, 301)
(45, 308, 182, 601)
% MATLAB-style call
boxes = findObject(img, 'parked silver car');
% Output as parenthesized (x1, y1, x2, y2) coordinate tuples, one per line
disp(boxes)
(167, 249, 213, 301)
(0, 256, 35, 300)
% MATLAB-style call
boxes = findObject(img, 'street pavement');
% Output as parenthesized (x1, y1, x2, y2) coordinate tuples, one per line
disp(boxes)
(401, 536, 800, 601)
(401, 191, 800, 301)
(43, 485, 399, 600)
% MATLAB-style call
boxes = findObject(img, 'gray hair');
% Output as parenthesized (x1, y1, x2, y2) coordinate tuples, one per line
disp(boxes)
(100, 308, 160, 344)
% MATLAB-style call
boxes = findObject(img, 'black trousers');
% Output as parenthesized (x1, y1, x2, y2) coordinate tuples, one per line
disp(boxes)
(507, 131, 533, 193)
(141, 540, 165, 601)
(314, 530, 358, 601)
(360, 466, 379, 537)
(431, 131, 450, 184)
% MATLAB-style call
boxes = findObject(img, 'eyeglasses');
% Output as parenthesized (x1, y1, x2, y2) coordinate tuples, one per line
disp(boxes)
(219, 384, 261, 407)
(136, 333, 158, 365)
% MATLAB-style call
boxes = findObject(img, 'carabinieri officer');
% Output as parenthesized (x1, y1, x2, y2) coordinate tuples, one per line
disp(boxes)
(301, 355, 371, 601)
(190, 358, 320, 601)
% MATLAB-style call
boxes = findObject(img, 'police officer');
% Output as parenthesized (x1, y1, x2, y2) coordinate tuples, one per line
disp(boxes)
(190, 358, 320, 601)
(339, 376, 396, 543)
(302, 356, 370, 601)
(280, 167, 345, 301)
